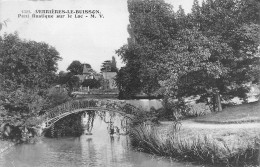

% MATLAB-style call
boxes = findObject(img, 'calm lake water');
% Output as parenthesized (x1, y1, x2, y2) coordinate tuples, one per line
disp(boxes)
(0, 115, 202, 167)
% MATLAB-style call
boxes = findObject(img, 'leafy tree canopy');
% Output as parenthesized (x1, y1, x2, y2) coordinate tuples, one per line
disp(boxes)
(0, 33, 61, 89)
(116, 0, 260, 109)
(56, 72, 80, 92)
(100, 56, 118, 72)
(116, 0, 176, 98)
(67, 60, 83, 75)
(0, 33, 61, 127)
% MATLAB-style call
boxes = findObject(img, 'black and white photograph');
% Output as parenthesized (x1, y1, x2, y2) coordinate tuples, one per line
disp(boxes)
(0, 0, 260, 166)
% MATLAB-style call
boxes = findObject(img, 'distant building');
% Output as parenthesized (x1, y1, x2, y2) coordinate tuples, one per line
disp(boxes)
(77, 64, 100, 83)
(102, 71, 117, 89)
(100, 56, 118, 90)
(76, 62, 117, 90)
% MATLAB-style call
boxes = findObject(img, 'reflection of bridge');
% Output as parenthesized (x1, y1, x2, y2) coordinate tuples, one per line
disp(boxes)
(40, 99, 138, 131)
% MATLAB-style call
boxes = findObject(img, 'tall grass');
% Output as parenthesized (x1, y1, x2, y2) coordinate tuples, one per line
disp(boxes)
(129, 123, 260, 167)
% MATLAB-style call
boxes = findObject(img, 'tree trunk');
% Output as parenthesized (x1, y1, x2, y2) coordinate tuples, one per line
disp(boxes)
(212, 89, 222, 112)
(217, 92, 222, 112)
(212, 94, 216, 112)
(215, 89, 222, 112)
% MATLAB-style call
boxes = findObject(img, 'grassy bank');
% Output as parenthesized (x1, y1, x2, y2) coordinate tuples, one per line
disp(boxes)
(194, 101, 260, 124)
(130, 123, 260, 167)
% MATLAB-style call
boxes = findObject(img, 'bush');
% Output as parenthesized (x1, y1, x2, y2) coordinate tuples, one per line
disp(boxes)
(81, 78, 101, 89)
(131, 110, 160, 126)
(184, 103, 212, 118)
(162, 98, 212, 120)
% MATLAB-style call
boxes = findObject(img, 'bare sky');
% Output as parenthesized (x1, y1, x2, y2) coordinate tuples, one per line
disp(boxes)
(0, 0, 199, 72)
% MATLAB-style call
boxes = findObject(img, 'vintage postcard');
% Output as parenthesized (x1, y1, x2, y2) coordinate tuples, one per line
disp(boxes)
(0, 0, 259, 166)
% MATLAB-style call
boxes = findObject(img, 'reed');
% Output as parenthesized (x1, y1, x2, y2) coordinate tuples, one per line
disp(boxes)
(129, 123, 260, 167)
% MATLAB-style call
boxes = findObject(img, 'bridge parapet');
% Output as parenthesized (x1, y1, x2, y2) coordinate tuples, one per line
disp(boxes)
(40, 99, 140, 130)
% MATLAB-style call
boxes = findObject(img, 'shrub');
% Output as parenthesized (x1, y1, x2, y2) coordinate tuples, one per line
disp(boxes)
(81, 78, 101, 89)
(184, 103, 212, 118)
(162, 97, 212, 120)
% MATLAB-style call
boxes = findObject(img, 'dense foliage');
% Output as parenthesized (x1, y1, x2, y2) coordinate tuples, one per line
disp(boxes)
(116, 0, 260, 113)
(56, 71, 80, 92)
(100, 56, 118, 72)
(43, 86, 71, 111)
(0, 33, 61, 127)
(66, 60, 83, 75)
(57, 61, 102, 91)
(81, 78, 101, 89)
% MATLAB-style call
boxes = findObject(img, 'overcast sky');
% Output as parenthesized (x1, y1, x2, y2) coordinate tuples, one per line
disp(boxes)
(0, 0, 200, 72)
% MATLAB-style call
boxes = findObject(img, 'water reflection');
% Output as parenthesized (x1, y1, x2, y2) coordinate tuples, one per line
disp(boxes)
(0, 114, 200, 167)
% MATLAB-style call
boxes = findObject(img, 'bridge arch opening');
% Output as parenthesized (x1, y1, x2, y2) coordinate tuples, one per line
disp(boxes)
(39, 99, 138, 138)
(43, 109, 132, 138)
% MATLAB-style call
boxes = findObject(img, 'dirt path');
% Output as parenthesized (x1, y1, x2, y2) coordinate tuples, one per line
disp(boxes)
(181, 120, 260, 129)
(161, 120, 260, 129)
(159, 120, 260, 149)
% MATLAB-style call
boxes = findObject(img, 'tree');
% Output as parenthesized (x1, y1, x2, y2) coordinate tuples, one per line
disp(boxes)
(158, 28, 231, 112)
(56, 72, 80, 92)
(0, 33, 61, 127)
(0, 33, 61, 89)
(157, 0, 260, 112)
(100, 56, 118, 72)
(158, 0, 260, 112)
(191, 0, 201, 28)
(67, 60, 83, 75)
(100, 60, 112, 72)
(188, 0, 260, 106)
(176, 5, 187, 29)
(115, 65, 142, 99)
(117, 0, 260, 114)
(116, 0, 177, 97)
(111, 56, 118, 72)
(43, 86, 71, 111)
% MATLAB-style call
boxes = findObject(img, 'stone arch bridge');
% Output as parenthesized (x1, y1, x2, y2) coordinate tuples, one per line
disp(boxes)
(39, 99, 139, 132)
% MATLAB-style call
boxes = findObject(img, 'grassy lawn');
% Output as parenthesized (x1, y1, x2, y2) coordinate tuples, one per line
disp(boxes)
(194, 101, 260, 124)
(146, 100, 260, 166)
